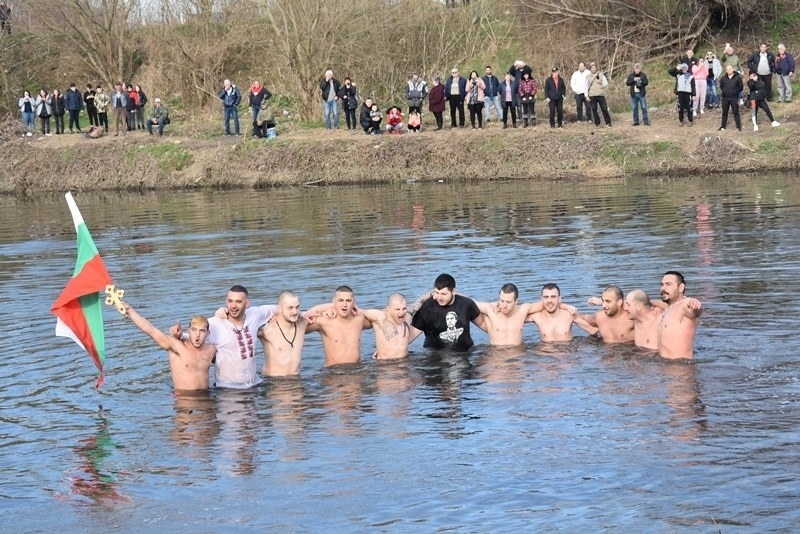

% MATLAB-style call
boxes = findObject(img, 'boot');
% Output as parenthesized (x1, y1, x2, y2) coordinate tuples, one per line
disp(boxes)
(523, 118, 529, 128)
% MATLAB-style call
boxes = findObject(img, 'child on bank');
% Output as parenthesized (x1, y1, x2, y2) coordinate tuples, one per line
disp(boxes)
(386, 106, 403, 134)
(407, 110, 421, 132)
(368, 104, 383, 134)
(747, 72, 780, 132)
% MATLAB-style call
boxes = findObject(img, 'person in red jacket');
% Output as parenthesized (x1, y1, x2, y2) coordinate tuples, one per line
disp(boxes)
(518, 71, 537, 127)
(386, 106, 404, 134)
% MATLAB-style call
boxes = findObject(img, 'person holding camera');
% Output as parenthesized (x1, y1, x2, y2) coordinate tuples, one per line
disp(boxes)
(625, 63, 650, 126)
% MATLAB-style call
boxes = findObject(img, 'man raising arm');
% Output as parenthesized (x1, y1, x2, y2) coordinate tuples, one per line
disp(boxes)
(124, 302, 215, 392)
(658, 271, 703, 359)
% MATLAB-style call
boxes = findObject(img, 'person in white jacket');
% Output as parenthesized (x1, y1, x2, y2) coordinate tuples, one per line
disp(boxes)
(570, 62, 592, 122)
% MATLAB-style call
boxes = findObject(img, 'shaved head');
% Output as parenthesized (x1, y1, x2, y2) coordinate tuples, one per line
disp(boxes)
(627, 289, 651, 306)
(388, 293, 407, 306)
(278, 290, 297, 305)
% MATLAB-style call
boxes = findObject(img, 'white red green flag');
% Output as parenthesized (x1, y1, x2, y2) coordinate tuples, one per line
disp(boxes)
(51, 192, 114, 388)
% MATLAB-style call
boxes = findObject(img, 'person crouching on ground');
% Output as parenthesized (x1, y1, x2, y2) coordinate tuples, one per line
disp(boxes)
(668, 63, 695, 126)
(407, 110, 421, 132)
(386, 106, 403, 134)
(253, 99, 276, 138)
(747, 72, 780, 132)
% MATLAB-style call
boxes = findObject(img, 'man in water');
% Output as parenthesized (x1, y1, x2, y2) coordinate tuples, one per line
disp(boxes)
(526, 283, 597, 342)
(581, 286, 635, 343)
(124, 302, 215, 392)
(623, 289, 663, 350)
(172, 285, 278, 388)
(361, 293, 422, 359)
(257, 290, 309, 377)
(411, 273, 482, 351)
(658, 271, 703, 359)
(305, 286, 366, 366)
(473, 283, 576, 346)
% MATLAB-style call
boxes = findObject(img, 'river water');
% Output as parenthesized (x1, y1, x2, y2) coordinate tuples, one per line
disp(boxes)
(1, 175, 798, 532)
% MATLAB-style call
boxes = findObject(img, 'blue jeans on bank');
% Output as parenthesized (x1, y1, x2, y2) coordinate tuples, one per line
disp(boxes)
(323, 99, 339, 129)
(706, 79, 719, 107)
(632, 93, 649, 124)
(21, 111, 35, 131)
(224, 105, 239, 135)
(484, 95, 503, 121)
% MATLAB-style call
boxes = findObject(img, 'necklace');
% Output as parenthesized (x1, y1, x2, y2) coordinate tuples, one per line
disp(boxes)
(276, 321, 297, 348)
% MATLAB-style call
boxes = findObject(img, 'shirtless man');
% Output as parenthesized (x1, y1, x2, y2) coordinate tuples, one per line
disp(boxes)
(124, 302, 215, 392)
(582, 286, 635, 343)
(305, 286, 365, 366)
(526, 283, 597, 342)
(361, 293, 422, 359)
(474, 283, 576, 346)
(623, 289, 662, 350)
(658, 271, 703, 359)
(258, 291, 309, 376)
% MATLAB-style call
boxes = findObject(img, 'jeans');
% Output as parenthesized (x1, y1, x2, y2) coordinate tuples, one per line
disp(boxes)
(147, 118, 166, 135)
(323, 100, 339, 129)
(224, 105, 239, 134)
(21, 111, 35, 130)
(483, 95, 503, 121)
(706, 79, 719, 107)
(631, 93, 649, 124)
(776, 74, 793, 102)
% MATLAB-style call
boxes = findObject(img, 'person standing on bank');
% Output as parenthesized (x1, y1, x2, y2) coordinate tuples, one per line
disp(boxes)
(482, 66, 503, 123)
(338, 77, 359, 131)
(406, 73, 427, 116)
(499, 72, 519, 128)
(518, 71, 537, 127)
(65, 82, 83, 133)
(444, 68, 467, 128)
(218, 79, 241, 136)
(94, 85, 110, 133)
(747, 43, 775, 101)
(774, 43, 795, 103)
(18, 90, 35, 135)
(718, 64, 743, 131)
(83, 84, 98, 127)
(34, 89, 52, 136)
(586, 62, 612, 127)
(51, 88, 66, 135)
(626, 63, 650, 126)
(465, 70, 486, 130)
(544, 66, 566, 128)
(746, 72, 780, 131)
(110, 82, 128, 136)
(428, 77, 446, 130)
(668, 63, 695, 126)
(319, 69, 341, 130)
(570, 62, 592, 123)
(248, 80, 271, 133)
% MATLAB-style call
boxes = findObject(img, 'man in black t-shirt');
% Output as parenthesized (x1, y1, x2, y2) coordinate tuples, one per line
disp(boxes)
(410, 273, 482, 351)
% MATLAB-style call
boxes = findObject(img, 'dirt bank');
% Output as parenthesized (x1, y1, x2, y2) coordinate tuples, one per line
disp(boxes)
(2, 103, 799, 194)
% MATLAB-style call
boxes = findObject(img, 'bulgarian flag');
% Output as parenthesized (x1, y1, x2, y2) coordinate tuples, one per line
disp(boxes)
(51, 192, 114, 388)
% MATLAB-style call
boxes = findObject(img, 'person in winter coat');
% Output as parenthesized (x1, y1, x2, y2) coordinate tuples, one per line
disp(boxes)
(51, 89, 66, 134)
(746, 43, 776, 101)
(625, 63, 650, 126)
(386, 106, 403, 134)
(498, 73, 519, 128)
(428, 77, 446, 130)
(465, 70, 486, 130)
(65, 82, 83, 133)
(668, 63, 696, 125)
(544, 66, 567, 128)
(703, 51, 723, 108)
(747, 72, 780, 131)
(126, 84, 139, 131)
(444, 68, 467, 128)
(218, 79, 241, 135)
(94, 85, 110, 132)
(406, 74, 427, 115)
(35, 89, 52, 135)
(774, 43, 795, 103)
(319, 70, 341, 129)
(134, 84, 148, 129)
(718, 64, 743, 131)
(368, 103, 383, 134)
(84, 84, 98, 127)
(691, 60, 708, 117)
(586, 62, 612, 127)
(518, 71, 537, 127)
(359, 97, 374, 134)
(18, 90, 35, 134)
(248, 81, 271, 131)
(338, 77, 359, 131)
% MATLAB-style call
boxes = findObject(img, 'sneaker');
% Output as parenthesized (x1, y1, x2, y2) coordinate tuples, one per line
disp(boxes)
(753, 124, 759, 131)
(606, 124, 611, 128)
(700, 109, 705, 114)
(632, 122, 640, 126)
(772, 121, 780, 127)
(25, 132, 32, 137)
(718, 127, 725, 131)
(644, 121, 651, 126)
(737, 127, 742, 131)
(693, 110, 698, 117)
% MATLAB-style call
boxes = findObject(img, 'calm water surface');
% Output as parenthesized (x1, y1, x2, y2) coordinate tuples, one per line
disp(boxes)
(1, 176, 798, 532)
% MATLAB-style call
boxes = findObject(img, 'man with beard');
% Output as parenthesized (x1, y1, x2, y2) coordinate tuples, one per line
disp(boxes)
(172, 285, 278, 388)
(361, 293, 422, 359)
(258, 291, 309, 377)
(526, 283, 596, 342)
(658, 271, 703, 359)
(623, 289, 663, 350)
(411, 273, 481, 351)
(582, 286, 635, 343)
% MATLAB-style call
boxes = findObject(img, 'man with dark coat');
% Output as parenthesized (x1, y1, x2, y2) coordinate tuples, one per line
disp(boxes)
(544, 67, 567, 128)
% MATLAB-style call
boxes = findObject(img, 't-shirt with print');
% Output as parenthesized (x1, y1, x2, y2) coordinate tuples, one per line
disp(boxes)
(411, 295, 480, 351)
(206, 304, 278, 388)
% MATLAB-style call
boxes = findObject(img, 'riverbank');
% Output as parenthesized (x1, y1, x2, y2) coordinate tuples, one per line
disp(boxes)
(2, 102, 799, 194)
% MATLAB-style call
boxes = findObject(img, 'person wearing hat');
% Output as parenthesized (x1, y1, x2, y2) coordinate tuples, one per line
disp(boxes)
(146, 98, 169, 136)
(544, 66, 567, 128)
(625, 63, 650, 126)
(668, 62, 696, 126)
